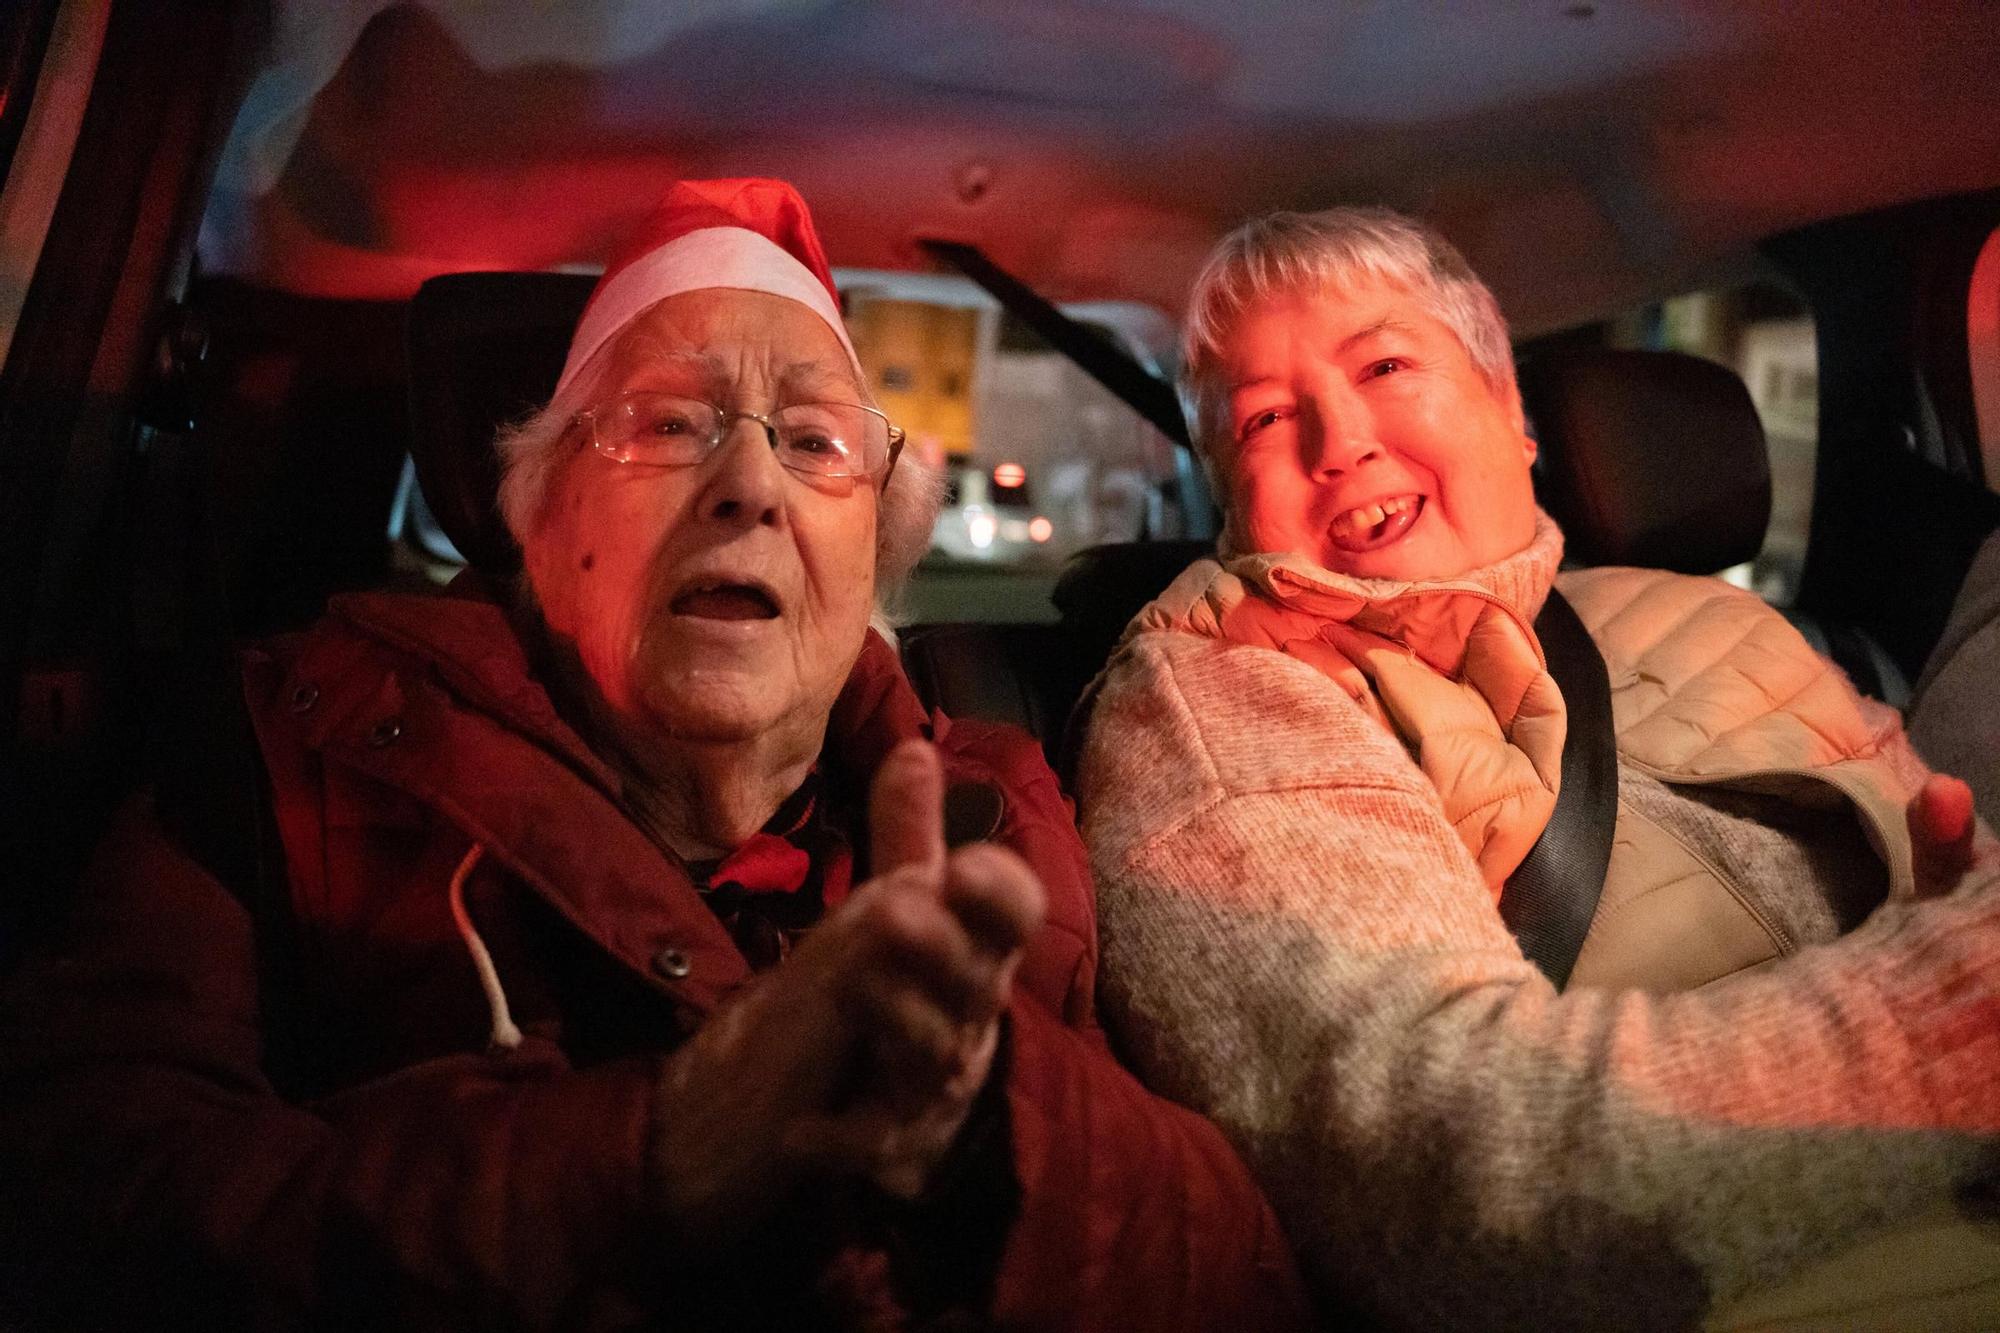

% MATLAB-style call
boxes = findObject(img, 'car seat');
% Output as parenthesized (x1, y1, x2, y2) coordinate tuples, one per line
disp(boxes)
(1517, 344, 1909, 704)
(405, 272, 591, 581)
(1907, 525, 2000, 829)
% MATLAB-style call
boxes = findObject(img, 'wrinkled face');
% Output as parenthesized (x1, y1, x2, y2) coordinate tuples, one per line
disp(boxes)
(521, 289, 878, 745)
(1213, 278, 1538, 581)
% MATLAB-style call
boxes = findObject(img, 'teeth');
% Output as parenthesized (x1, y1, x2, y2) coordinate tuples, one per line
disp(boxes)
(1333, 495, 1417, 537)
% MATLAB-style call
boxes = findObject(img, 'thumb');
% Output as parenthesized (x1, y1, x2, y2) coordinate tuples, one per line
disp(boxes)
(869, 739, 946, 880)
(1910, 773, 1976, 898)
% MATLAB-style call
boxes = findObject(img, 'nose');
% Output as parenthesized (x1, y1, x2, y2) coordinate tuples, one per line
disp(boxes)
(1302, 389, 1383, 477)
(695, 416, 787, 529)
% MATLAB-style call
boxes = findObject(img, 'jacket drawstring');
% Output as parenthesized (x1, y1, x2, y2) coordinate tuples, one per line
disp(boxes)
(447, 843, 523, 1052)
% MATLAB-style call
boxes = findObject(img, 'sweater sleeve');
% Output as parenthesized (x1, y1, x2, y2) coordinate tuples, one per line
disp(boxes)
(0, 797, 678, 1330)
(1081, 633, 2000, 1332)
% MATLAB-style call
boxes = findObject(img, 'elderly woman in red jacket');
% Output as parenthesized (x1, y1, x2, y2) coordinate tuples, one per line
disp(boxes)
(0, 180, 1304, 1330)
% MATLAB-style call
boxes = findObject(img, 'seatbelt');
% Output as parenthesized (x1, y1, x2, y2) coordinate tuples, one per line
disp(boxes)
(1499, 587, 1618, 990)
(915, 240, 1192, 451)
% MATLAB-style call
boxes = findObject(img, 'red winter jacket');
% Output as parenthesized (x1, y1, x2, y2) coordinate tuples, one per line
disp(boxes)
(0, 586, 1305, 1330)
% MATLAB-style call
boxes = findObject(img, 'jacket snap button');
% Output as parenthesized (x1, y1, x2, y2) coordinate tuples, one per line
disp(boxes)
(288, 683, 319, 712)
(652, 946, 693, 980)
(367, 718, 403, 748)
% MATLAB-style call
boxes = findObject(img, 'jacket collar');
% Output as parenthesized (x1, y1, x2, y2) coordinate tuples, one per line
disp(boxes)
(1229, 507, 1565, 642)
(1136, 508, 1566, 677)
(324, 573, 933, 803)
(297, 579, 938, 1012)
(1129, 510, 1570, 890)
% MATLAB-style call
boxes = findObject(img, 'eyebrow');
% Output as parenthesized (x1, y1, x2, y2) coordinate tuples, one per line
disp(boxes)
(620, 348, 721, 390)
(1224, 316, 1413, 395)
(621, 351, 859, 400)
(778, 360, 863, 400)
(1337, 317, 1409, 353)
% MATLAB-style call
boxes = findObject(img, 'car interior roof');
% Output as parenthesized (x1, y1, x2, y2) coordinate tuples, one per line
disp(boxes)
(207, 1, 2000, 331)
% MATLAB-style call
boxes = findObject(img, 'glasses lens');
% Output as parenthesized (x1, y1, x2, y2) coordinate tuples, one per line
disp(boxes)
(771, 403, 887, 477)
(596, 393, 719, 464)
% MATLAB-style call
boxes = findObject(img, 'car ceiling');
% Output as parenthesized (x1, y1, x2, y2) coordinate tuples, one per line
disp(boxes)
(199, 0, 2000, 337)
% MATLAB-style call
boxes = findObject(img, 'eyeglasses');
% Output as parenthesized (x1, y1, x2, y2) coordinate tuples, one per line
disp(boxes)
(575, 390, 905, 481)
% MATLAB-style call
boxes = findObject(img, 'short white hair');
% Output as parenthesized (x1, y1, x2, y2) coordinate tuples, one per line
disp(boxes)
(1178, 205, 1514, 464)
(494, 313, 942, 615)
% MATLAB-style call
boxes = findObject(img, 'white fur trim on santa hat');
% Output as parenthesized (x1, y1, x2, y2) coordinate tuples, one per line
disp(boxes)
(555, 227, 861, 398)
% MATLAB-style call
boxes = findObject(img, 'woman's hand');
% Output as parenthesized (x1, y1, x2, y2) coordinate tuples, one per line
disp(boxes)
(802, 740, 1045, 1197)
(1909, 772, 1979, 899)
(649, 741, 1044, 1239)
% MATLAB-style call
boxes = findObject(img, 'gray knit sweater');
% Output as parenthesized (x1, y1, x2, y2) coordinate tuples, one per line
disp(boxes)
(1079, 604, 2000, 1329)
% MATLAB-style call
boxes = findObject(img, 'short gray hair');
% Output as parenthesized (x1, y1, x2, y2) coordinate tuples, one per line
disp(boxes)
(494, 327, 942, 614)
(1178, 206, 1514, 463)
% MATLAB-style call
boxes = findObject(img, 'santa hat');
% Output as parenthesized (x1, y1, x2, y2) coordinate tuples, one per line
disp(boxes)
(555, 177, 859, 397)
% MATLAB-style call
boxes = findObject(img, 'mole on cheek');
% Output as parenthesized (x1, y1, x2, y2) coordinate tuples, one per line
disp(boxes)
(580, 551, 596, 572)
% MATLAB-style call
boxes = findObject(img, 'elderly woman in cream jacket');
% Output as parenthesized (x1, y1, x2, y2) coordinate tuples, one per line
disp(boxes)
(1078, 206, 2000, 1330)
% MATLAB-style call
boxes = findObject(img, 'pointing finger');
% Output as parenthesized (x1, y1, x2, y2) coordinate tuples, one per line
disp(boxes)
(869, 740, 947, 881)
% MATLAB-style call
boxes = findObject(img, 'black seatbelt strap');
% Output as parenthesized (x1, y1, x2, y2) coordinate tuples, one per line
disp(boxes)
(1499, 587, 1618, 990)
(915, 240, 1192, 450)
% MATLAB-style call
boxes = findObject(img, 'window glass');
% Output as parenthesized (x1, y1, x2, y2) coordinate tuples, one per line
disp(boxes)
(1969, 225, 2000, 489)
(842, 282, 1187, 623)
(0, 0, 107, 371)
(1606, 283, 1817, 606)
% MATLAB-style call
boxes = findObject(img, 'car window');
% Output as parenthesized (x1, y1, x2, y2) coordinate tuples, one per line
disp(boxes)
(1971, 224, 2000, 488)
(0, 0, 105, 370)
(1605, 281, 1816, 606)
(843, 283, 1188, 618)
(895, 311, 1188, 622)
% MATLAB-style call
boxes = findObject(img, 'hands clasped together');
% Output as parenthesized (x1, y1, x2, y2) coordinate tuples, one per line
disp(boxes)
(652, 740, 1047, 1238)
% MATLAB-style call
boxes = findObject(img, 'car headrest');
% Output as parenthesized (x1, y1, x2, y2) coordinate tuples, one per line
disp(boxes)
(1052, 538, 1214, 658)
(406, 271, 596, 578)
(1518, 347, 1771, 574)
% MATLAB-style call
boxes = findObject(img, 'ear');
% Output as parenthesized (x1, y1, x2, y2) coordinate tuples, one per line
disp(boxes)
(1193, 440, 1242, 551)
(1499, 378, 1537, 464)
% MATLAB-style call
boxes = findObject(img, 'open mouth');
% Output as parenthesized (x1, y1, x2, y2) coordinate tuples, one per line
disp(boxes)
(669, 581, 780, 621)
(1328, 494, 1424, 554)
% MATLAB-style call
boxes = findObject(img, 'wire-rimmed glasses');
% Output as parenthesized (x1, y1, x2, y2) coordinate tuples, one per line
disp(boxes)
(575, 390, 905, 480)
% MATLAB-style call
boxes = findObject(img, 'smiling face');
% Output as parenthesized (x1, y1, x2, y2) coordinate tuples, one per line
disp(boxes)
(520, 288, 879, 746)
(1212, 277, 1539, 581)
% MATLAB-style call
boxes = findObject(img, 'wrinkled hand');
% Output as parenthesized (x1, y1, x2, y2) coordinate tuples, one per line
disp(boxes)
(651, 741, 1044, 1240)
(1910, 773, 1978, 899)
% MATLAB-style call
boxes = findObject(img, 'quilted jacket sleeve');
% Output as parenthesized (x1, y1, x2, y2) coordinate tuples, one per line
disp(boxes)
(1081, 632, 2000, 1332)
(0, 797, 677, 1330)
(1, 778, 1310, 1330)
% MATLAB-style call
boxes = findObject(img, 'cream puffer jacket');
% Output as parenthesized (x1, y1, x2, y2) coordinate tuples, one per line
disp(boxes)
(1131, 519, 1919, 992)
(1559, 564, 1916, 989)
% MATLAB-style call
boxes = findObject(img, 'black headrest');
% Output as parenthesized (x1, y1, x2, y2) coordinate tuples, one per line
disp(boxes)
(1519, 347, 1771, 574)
(406, 271, 597, 578)
(1052, 538, 1214, 660)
